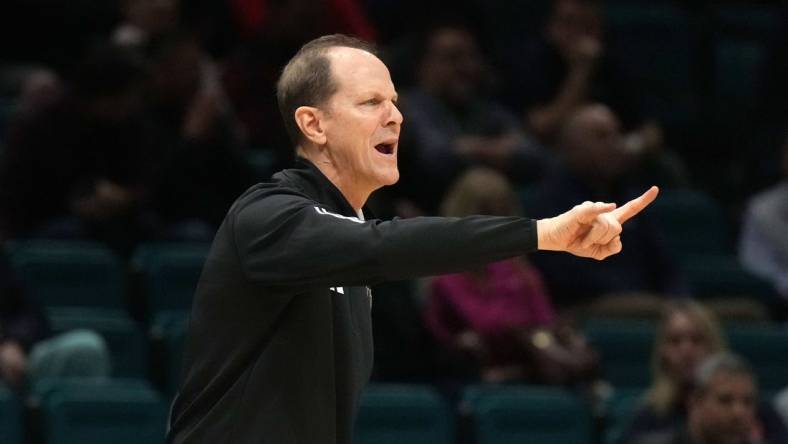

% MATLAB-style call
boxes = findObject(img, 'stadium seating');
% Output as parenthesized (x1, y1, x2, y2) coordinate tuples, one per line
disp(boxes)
(583, 319, 656, 388)
(149, 311, 190, 396)
(603, 388, 645, 444)
(647, 189, 730, 257)
(726, 324, 788, 391)
(680, 254, 777, 303)
(47, 307, 148, 379)
(131, 242, 209, 319)
(35, 378, 167, 444)
(0, 384, 22, 444)
(462, 385, 591, 444)
(5, 240, 126, 310)
(354, 384, 453, 444)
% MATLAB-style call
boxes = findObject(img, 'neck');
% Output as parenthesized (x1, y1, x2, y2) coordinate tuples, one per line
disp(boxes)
(298, 146, 371, 212)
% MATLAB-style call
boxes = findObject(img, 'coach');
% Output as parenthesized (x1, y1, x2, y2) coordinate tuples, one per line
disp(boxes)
(166, 34, 658, 443)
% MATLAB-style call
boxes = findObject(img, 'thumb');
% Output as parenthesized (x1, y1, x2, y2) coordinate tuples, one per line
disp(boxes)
(575, 201, 617, 224)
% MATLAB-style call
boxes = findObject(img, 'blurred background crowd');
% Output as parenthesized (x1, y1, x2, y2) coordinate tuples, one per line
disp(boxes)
(0, 0, 787, 443)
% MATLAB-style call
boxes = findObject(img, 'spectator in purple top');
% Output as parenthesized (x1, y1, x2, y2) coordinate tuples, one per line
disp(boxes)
(425, 168, 598, 385)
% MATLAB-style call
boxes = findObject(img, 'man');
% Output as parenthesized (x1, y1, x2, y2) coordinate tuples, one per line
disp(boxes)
(523, 104, 684, 309)
(166, 34, 658, 443)
(395, 24, 547, 215)
(632, 353, 767, 444)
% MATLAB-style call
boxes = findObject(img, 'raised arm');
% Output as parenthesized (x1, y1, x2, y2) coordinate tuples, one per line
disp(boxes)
(536, 186, 659, 260)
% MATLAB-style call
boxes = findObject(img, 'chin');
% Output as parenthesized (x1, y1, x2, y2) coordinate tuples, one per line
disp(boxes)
(373, 167, 399, 187)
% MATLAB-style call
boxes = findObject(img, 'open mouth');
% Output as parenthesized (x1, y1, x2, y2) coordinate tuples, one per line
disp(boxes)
(374, 143, 395, 155)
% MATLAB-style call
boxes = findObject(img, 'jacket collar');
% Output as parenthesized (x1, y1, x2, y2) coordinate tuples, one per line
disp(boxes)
(276, 157, 369, 219)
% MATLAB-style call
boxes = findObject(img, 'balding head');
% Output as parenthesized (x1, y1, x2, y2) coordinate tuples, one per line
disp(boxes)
(558, 104, 630, 182)
(276, 34, 378, 146)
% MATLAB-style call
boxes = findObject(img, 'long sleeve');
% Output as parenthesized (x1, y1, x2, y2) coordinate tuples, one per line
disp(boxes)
(232, 193, 537, 288)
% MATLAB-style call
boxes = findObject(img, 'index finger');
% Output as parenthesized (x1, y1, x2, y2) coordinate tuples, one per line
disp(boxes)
(612, 186, 659, 224)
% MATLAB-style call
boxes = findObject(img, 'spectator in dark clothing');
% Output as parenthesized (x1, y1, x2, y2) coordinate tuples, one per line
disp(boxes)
(620, 301, 788, 444)
(524, 104, 684, 309)
(0, 254, 109, 390)
(221, 0, 377, 170)
(394, 24, 548, 215)
(144, 32, 257, 239)
(499, 0, 687, 187)
(112, 0, 181, 48)
(0, 46, 160, 254)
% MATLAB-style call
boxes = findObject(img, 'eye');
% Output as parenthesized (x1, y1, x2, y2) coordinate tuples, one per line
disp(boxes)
(362, 98, 381, 106)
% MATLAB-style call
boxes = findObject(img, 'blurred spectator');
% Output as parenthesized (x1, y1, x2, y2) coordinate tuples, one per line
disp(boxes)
(631, 353, 772, 444)
(144, 32, 256, 239)
(425, 168, 600, 387)
(740, 132, 788, 303)
(620, 301, 787, 444)
(395, 24, 548, 215)
(746, 7, 788, 191)
(524, 104, 684, 309)
(0, 254, 109, 390)
(0, 46, 160, 254)
(113, 0, 180, 48)
(221, 0, 377, 168)
(499, 0, 687, 187)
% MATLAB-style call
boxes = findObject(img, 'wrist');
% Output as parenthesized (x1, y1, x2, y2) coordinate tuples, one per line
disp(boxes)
(536, 218, 556, 251)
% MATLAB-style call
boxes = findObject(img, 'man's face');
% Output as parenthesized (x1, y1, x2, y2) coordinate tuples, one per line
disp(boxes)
(566, 105, 630, 180)
(690, 372, 757, 444)
(321, 48, 403, 191)
(421, 28, 484, 105)
(548, 0, 603, 52)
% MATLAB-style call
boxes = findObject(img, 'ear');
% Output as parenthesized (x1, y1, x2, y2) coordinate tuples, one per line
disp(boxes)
(294, 106, 327, 145)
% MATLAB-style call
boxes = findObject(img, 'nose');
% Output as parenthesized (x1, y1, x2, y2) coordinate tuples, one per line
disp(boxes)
(386, 101, 403, 127)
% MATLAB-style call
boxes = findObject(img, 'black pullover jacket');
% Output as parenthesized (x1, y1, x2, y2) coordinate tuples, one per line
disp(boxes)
(167, 158, 538, 443)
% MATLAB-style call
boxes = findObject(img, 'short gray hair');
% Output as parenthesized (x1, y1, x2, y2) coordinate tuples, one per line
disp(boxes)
(693, 353, 754, 394)
(276, 34, 378, 146)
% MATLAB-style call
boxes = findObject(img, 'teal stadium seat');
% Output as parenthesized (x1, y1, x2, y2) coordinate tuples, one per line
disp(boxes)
(603, 388, 645, 444)
(149, 311, 190, 396)
(132, 242, 210, 318)
(584, 319, 656, 388)
(679, 254, 776, 303)
(354, 384, 453, 444)
(47, 308, 148, 379)
(462, 385, 591, 444)
(0, 384, 22, 444)
(6, 240, 125, 310)
(726, 325, 788, 391)
(648, 189, 730, 257)
(36, 378, 167, 444)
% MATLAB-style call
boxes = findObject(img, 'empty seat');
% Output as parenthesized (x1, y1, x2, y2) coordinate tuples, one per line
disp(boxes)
(648, 189, 730, 257)
(462, 385, 591, 444)
(149, 311, 190, 396)
(680, 254, 777, 303)
(36, 378, 167, 444)
(132, 242, 209, 317)
(584, 319, 656, 388)
(0, 384, 22, 444)
(726, 325, 788, 391)
(354, 384, 453, 444)
(47, 308, 148, 379)
(6, 240, 125, 310)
